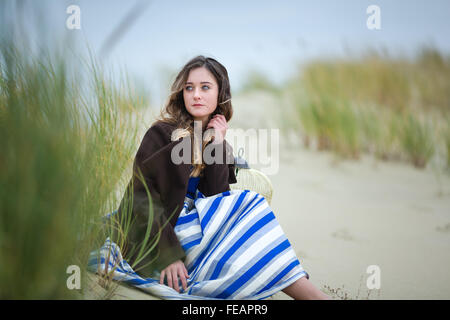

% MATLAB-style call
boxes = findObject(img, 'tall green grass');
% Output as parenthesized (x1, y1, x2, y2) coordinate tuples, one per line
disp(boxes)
(0, 38, 153, 298)
(298, 95, 362, 159)
(400, 115, 435, 168)
(442, 116, 450, 170)
(289, 48, 449, 169)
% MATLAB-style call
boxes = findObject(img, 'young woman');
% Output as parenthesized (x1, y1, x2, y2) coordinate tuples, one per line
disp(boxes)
(115, 55, 329, 300)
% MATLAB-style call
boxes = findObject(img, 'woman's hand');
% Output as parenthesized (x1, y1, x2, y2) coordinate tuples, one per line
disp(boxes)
(160, 259, 189, 292)
(206, 114, 228, 143)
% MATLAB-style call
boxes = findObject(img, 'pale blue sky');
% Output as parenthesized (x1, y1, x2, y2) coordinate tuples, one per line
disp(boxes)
(3, 0, 450, 105)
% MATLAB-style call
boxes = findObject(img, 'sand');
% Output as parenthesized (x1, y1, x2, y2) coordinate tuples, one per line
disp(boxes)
(229, 90, 450, 299)
(269, 147, 450, 299)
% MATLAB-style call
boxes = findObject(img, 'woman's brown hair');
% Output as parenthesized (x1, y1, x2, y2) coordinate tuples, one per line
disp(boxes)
(155, 55, 233, 177)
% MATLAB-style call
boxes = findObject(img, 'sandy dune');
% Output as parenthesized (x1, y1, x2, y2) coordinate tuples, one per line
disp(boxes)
(270, 147, 450, 299)
(230, 90, 450, 299)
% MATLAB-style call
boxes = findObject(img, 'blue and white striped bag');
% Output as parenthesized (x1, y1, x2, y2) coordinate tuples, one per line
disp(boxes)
(88, 178, 309, 300)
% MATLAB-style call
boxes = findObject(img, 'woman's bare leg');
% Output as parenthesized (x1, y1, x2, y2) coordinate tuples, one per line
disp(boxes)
(282, 277, 331, 300)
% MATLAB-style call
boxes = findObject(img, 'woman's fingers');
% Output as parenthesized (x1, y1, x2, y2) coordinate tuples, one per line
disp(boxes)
(206, 115, 227, 143)
(160, 262, 190, 293)
(214, 114, 227, 124)
(166, 270, 173, 289)
(207, 118, 218, 127)
(207, 119, 226, 132)
(179, 267, 188, 291)
(214, 114, 226, 123)
(212, 116, 228, 131)
(172, 268, 180, 292)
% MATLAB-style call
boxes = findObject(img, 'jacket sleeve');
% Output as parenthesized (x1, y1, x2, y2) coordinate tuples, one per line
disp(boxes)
(118, 123, 190, 276)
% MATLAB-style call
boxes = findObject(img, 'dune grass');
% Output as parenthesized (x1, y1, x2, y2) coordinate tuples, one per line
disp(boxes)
(298, 95, 362, 159)
(399, 114, 436, 168)
(284, 47, 450, 169)
(321, 275, 382, 300)
(445, 124, 450, 170)
(0, 36, 155, 298)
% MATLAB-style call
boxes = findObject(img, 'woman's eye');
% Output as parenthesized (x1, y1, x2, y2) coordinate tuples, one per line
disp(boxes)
(185, 85, 209, 91)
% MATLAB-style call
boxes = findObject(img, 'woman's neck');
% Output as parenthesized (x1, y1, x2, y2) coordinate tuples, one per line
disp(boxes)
(193, 117, 209, 132)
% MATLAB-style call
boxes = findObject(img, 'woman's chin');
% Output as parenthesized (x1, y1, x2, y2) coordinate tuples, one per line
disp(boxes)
(190, 113, 211, 122)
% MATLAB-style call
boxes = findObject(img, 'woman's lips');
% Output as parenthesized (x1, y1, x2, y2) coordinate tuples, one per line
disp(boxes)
(193, 104, 204, 106)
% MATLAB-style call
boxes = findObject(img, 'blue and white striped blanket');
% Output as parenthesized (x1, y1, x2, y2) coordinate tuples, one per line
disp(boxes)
(88, 184, 308, 300)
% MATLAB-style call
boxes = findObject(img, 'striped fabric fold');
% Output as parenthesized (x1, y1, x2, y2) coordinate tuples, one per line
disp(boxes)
(88, 185, 308, 300)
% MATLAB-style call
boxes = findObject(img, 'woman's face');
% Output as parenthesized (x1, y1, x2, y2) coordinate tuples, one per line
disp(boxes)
(183, 67, 219, 126)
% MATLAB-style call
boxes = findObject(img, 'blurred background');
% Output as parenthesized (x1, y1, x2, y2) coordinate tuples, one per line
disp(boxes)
(1, 0, 449, 299)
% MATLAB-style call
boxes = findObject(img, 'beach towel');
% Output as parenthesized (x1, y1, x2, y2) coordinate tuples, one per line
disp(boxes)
(88, 177, 309, 300)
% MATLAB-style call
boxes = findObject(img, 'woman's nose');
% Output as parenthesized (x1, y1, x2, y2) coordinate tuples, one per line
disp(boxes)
(193, 88, 201, 99)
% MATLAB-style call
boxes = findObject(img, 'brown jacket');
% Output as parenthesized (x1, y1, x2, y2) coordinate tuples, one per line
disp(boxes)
(116, 121, 237, 277)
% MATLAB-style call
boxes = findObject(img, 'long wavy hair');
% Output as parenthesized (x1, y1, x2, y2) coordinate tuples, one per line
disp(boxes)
(155, 56, 233, 177)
